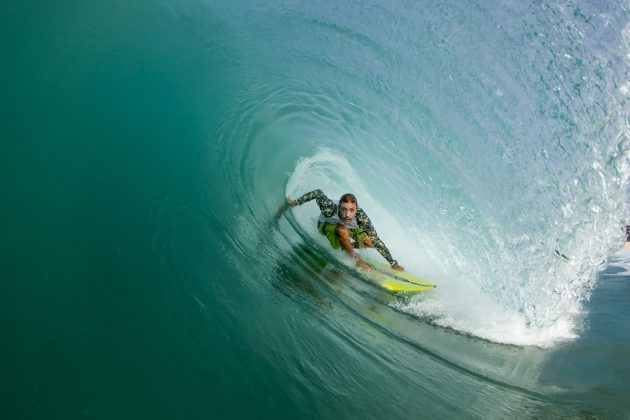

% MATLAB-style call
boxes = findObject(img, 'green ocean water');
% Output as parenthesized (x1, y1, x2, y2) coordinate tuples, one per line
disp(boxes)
(3, 0, 630, 418)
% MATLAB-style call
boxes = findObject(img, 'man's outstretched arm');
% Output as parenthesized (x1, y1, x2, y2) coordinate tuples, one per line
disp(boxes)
(287, 189, 336, 217)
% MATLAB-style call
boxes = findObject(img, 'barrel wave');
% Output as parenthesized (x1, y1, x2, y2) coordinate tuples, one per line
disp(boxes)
(208, 1, 630, 416)
(215, 1, 630, 345)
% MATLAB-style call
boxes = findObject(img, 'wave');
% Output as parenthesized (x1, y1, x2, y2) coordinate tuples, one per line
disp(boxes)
(213, 1, 630, 348)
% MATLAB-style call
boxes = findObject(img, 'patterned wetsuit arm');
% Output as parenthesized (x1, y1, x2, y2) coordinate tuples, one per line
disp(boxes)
(356, 209, 396, 264)
(295, 189, 337, 217)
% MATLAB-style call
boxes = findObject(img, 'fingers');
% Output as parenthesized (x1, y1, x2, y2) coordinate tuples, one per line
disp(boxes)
(392, 264, 405, 272)
(286, 198, 298, 206)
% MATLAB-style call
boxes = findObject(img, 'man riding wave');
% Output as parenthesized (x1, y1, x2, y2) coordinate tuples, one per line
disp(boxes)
(287, 190, 405, 272)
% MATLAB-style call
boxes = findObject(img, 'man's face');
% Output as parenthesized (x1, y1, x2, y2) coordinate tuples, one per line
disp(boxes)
(339, 201, 357, 223)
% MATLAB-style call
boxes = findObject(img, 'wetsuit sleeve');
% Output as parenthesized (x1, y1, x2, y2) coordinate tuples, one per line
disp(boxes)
(294, 189, 337, 217)
(356, 208, 396, 265)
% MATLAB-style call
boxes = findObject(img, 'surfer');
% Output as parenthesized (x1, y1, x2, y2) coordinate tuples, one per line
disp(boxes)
(286, 190, 405, 272)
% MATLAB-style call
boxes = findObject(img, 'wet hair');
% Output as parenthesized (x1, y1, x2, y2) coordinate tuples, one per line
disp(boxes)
(339, 193, 358, 207)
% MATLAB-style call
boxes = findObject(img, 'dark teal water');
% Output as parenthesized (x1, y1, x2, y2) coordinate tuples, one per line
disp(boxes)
(3, 0, 630, 418)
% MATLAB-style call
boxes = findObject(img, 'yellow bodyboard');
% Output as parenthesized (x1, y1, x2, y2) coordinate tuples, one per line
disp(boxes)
(363, 258, 436, 293)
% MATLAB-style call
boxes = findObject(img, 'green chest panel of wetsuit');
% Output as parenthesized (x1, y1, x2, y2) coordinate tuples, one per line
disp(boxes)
(318, 222, 368, 249)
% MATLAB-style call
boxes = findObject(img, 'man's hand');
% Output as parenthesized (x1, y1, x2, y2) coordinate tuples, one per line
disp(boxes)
(286, 198, 298, 207)
(360, 236, 374, 248)
(392, 263, 405, 272)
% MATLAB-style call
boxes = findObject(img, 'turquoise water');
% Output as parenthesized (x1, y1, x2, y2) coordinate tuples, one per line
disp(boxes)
(3, 0, 630, 418)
